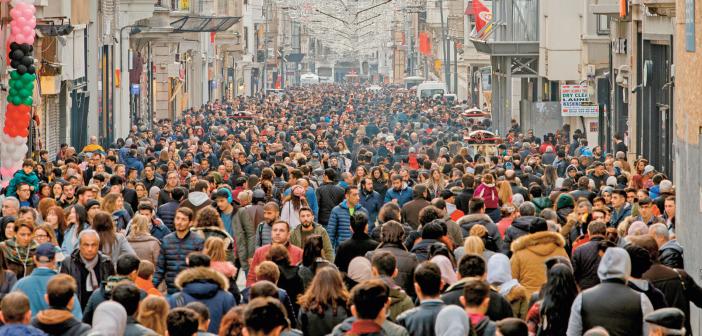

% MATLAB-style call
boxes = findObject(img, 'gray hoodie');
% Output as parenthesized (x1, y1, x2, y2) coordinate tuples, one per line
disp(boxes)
(435, 305, 471, 336)
(566, 247, 653, 336)
(87, 301, 127, 336)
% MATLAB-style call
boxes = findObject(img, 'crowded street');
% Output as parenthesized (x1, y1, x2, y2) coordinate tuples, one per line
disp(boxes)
(0, 0, 701, 335)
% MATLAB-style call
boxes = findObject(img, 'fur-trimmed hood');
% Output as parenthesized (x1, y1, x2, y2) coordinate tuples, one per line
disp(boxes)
(510, 231, 565, 255)
(174, 266, 229, 291)
(456, 213, 493, 225)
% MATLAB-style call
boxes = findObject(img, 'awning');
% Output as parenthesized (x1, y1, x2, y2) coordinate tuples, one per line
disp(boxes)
(285, 53, 305, 63)
(171, 16, 241, 32)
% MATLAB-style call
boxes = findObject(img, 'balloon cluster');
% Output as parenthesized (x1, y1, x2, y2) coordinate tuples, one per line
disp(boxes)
(1, 0, 36, 186)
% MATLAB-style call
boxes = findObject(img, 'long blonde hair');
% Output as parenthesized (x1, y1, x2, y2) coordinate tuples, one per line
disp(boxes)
(128, 214, 151, 238)
(204, 237, 227, 262)
(137, 295, 168, 335)
(463, 236, 485, 255)
(101, 193, 122, 214)
(497, 180, 513, 206)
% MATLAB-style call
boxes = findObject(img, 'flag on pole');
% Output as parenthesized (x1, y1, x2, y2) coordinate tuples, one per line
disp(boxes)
(472, 0, 492, 33)
(419, 32, 432, 56)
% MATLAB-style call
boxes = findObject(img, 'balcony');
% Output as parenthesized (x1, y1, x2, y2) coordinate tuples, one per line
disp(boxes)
(641, 0, 675, 16)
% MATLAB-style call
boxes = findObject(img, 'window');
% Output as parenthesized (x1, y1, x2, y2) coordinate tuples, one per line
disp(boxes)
(597, 15, 610, 35)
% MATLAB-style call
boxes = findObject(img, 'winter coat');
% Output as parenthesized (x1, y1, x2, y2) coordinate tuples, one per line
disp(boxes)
(440, 279, 514, 321)
(298, 299, 350, 336)
(331, 317, 409, 336)
(457, 213, 504, 252)
(384, 186, 413, 207)
(334, 233, 378, 273)
(149, 219, 171, 241)
(190, 226, 235, 262)
(383, 278, 414, 322)
(316, 183, 345, 225)
(532, 197, 552, 215)
(659, 239, 684, 269)
(12, 267, 83, 319)
(124, 316, 158, 336)
(0, 324, 47, 336)
(224, 207, 256, 272)
(360, 189, 383, 229)
(154, 231, 205, 294)
(643, 264, 702, 334)
(128, 233, 161, 265)
(289, 223, 335, 262)
(366, 244, 418, 297)
(328, 200, 368, 249)
(111, 209, 131, 231)
(102, 234, 136, 265)
(6, 170, 40, 198)
(610, 204, 632, 228)
(179, 192, 214, 217)
(59, 250, 115, 308)
(401, 199, 431, 230)
(474, 183, 499, 209)
(510, 231, 568, 294)
(157, 200, 180, 232)
(396, 300, 444, 336)
(410, 238, 440, 262)
(81, 276, 147, 325)
(167, 267, 236, 334)
(572, 236, 605, 291)
(502, 216, 535, 255)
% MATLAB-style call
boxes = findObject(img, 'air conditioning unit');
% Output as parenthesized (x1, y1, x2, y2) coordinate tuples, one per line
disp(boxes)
(40, 76, 60, 95)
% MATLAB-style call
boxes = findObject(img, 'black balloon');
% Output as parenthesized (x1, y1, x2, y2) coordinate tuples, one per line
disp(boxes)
(16, 64, 27, 75)
(19, 44, 32, 53)
(10, 42, 19, 50)
(10, 60, 19, 69)
(21, 56, 33, 67)
(11, 49, 24, 60)
(27, 65, 35, 75)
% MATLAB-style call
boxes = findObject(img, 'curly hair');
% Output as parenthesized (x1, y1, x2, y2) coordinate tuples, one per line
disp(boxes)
(195, 206, 224, 229)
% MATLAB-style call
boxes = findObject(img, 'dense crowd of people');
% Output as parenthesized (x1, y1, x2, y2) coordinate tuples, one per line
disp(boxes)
(0, 84, 690, 336)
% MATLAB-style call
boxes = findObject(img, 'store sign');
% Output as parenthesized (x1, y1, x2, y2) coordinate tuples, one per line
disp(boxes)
(560, 84, 599, 117)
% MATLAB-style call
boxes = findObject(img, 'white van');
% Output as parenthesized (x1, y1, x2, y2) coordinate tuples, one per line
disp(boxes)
(416, 82, 448, 99)
(300, 73, 319, 85)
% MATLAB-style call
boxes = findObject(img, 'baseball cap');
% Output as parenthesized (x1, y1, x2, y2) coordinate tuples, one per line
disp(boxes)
(35, 243, 56, 263)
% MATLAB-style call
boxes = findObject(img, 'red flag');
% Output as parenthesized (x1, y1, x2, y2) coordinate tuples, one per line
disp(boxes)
(419, 32, 431, 56)
(472, 0, 491, 33)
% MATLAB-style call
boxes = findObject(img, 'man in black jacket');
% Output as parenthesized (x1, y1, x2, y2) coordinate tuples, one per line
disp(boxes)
(59, 229, 115, 309)
(397, 262, 445, 336)
(316, 168, 345, 227)
(454, 174, 475, 214)
(441, 254, 513, 321)
(649, 223, 684, 270)
(572, 221, 607, 290)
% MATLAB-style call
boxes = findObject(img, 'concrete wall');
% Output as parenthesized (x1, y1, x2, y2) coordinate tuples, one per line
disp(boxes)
(539, 0, 583, 80)
(675, 0, 702, 333)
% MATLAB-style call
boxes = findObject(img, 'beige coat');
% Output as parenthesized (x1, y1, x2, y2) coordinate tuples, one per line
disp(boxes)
(510, 231, 568, 294)
(127, 233, 161, 264)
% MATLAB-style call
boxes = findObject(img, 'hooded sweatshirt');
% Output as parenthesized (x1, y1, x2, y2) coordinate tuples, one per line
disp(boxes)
(566, 247, 653, 336)
(180, 191, 213, 217)
(487, 254, 528, 319)
(434, 305, 471, 336)
(88, 301, 127, 336)
(32, 308, 91, 336)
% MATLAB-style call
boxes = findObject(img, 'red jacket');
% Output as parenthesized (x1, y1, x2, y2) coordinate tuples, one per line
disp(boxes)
(246, 243, 303, 286)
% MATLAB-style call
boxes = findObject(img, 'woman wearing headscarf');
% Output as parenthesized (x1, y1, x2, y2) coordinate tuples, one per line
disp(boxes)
(487, 254, 529, 319)
(344, 256, 372, 291)
(430, 255, 457, 290)
(434, 305, 471, 336)
(88, 301, 127, 336)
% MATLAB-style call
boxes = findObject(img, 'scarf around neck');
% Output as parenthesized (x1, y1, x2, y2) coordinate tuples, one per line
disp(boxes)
(81, 254, 100, 292)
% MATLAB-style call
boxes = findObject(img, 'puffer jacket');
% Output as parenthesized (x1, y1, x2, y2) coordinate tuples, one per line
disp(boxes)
(157, 200, 180, 232)
(509, 231, 568, 294)
(179, 192, 214, 217)
(167, 267, 236, 334)
(384, 186, 413, 207)
(153, 231, 205, 294)
(328, 200, 368, 249)
(128, 233, 161, 265)
(502, 216, 536, 255)
(254, 221, 273, 248)
(316, 183, 345, 225)
(6, 170, 40, 198)
(659, 239, 684, 269)
(360, 189, 383, 230)
(60, 249, 115, 308)
(366, 244, 418, 297)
